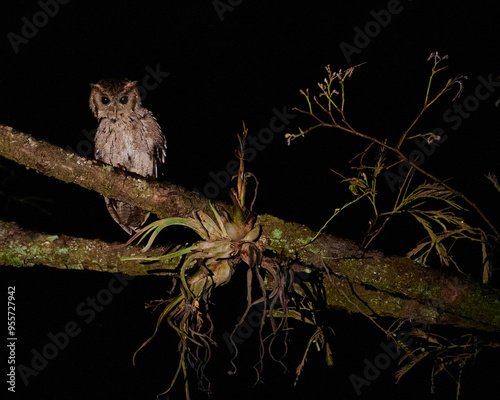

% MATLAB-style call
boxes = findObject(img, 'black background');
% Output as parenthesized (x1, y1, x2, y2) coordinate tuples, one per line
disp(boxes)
(1, 1, 500, 399)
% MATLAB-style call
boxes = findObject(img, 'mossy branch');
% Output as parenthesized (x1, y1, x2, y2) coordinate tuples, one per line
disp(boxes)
(0, 220, 177, 275)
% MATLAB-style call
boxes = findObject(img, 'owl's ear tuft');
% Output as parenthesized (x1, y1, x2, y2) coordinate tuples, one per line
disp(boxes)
(90, 82, 103, 91)
(124, 80, 139, 90)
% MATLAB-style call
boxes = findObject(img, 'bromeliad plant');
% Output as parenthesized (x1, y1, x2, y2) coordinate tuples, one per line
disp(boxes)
(122, 128, 262, 398)
(122, 127, 332, 399)
(128, 202, 261, 397)
(286, 52, 498, 283)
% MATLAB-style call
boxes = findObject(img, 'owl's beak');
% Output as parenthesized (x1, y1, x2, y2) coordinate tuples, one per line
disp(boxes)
(109, 101, 119, 122)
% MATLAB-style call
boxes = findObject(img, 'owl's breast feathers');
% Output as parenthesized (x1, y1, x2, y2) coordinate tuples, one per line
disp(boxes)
(94, 111, 166, 178)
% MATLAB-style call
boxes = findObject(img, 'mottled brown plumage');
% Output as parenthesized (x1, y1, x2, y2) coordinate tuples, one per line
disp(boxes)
(90, 79, 166, 234)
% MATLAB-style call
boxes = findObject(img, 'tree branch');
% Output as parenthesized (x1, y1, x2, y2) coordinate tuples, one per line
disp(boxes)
(0, 125, 206, 219)
(1, 125, 499, 333)
(0, 220, 177, 276)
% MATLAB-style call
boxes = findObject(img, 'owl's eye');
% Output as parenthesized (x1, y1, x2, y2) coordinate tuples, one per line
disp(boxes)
(119, 96, 128, 104)
(101, 96, 110, 105)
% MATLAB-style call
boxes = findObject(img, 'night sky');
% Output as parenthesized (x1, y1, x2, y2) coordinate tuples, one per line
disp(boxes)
(1, 1, 500, 399)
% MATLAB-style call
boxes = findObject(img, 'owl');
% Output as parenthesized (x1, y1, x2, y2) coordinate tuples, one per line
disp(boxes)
(89, 78, 167, 234)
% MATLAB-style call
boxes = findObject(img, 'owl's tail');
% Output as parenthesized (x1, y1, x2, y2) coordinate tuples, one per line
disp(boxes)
(104, 197, 150, 235)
